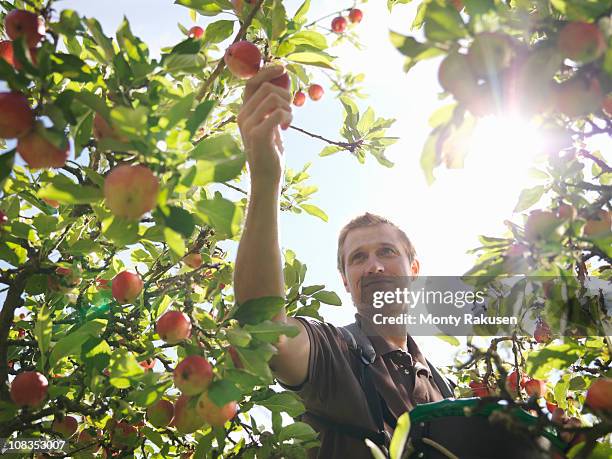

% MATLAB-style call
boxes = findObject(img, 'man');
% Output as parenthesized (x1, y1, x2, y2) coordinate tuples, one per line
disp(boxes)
(234, 66, 450, 458)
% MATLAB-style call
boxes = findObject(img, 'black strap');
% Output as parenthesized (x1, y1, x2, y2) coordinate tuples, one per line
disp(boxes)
(302, 411, 388, 446)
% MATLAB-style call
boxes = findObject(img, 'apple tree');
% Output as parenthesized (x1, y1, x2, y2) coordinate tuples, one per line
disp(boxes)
(384, 0, 611, 458)
(0, 0, 397, 457)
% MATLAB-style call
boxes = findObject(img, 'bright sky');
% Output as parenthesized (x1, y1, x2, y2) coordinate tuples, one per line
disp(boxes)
(4, 1, 608, 366)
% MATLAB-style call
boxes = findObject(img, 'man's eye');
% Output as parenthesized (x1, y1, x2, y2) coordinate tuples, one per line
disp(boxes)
(381, 247, 395, 255)
(352, 253, 365, 262)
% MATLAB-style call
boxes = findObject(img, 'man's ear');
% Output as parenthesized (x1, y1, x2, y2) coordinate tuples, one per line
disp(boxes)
(341, 272, 350, 292)
(410, 258, 420, 279)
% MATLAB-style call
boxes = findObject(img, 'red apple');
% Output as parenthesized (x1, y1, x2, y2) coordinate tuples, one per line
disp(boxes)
(17, 126, 70, 169)
(558, 22, 606, 64)
(583, 210, 611, 237)
(224, 41, 261, 79)
(469, 379, 490, 397)
(10, 371, 48, 407)
(348, 9, 363, 24)
(96, 278, 110, 290)
(111, 271, 143, 304)
(331, 16, 347, 33)
(525, 379, 547, 398)
(534, 320, 552, 344)
(75, 430, 101, 456)
(603, 94, 612, 117)
(111, 421, 138, 448)
(0, 40, 14, 66)
(188, 26, 204, 39)
(585, 378, 612, 411)
(553, 76, 603, 118)
(556, 203, 576, 220)
(467, 32, 514, 78)
(451, 0, 464, 10)
(270, 72, 290, 91)
(52, 415, 78, 438)
(43, 198, 60, 208)
(156, 310, 192, 344)
(524, 210, 564, 243)
(196, 392, 237, 427)
(293, 91, 306, 107)
(438, 52, 479, 102)
(308, 84, 324, 101)
(104, 164, 159, 220)
(5, 9, 45, 48)
(139, 358, 156, 371)
(174, 355, 213, 396)
(183, 253, 203, 269)
(0, 91, 34, 139)
(0, 210, 7, 225)
(93, 113, 127, 142)
(505, 370, 527, 396)
(546, 401, 558, 413)
(147, 399, 174, 427)
(172, 395, 205, 434)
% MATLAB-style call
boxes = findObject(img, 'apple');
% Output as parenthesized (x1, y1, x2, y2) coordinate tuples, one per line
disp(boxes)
(139, 358, 155, 371)
(348, 9, 363, 23)
(505, 370, 527, 396)
(534, 320, 552, 344)
(183, 253, 203, 269)
(196, 392, 237, 427)
(553, 76, 603, 118)
(437, 52, 479, 102)
(17, 126, 69, 168)
(43, 198, 60, 208)
(111, 421, 138, 448)
(585, 378, 612, 411)
(0, 40, 14, 66)
(147, 399, 174, 427)
(467, 32, 514, 78)
(96, 278, 110, 290)
(546, 401, 558, 413)
(93, 113, 127, 142)
(556, 203, 576, 220)
(331, 16, 347, 33)
(174, 355, 213, 395)
(103, 164, 159, 220)
(524, 210, 564, 243)
(270, 72, 290, 91)
(111, 271, 143, 304)
(583, 210, 611, 237)
(224, 41, 261, 79)
(551, 407, 566, 424)
(52, 415, 78, 438)
(308, 84, 324, 101)
(10, 371, 48, 407)
(172, 395, 205, 434)
(604, 94, 612, 117)
(5, 9, 45, 48)
(231, 0, 253, 15)
(188, 26, 204, 39)
(524, 379, 547, 398)
(156, 310, 192, 344)
(293, 91, 306, 107)
(0, 210, 8, 225)
(0, 91, 34, 139)
(74, 430, 101, 456)
(558, 22, 606, 64)
(229, 346, 244, 369)
(451, 0, 464, 10)
(505, 243, 528, 258)
(469, 379, 490, 397)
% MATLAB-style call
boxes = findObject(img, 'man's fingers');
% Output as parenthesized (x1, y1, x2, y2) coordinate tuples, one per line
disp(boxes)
(239, 82, 291, 125)
(246, 92, 291, 126)
(253, 108, 293, 140)
(244, 65, 286, 101)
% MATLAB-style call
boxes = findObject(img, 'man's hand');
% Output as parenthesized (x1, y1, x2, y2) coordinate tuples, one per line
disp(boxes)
(237, 65, 293, 185)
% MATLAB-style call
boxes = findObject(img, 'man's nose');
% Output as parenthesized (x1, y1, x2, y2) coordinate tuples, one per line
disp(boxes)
(366, 258, 385, 274)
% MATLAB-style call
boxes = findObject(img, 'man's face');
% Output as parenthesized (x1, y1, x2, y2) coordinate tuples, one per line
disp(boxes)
(340, 224, 420, 312)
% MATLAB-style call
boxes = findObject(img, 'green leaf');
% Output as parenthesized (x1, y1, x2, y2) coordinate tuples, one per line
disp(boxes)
(294, 0, 311, 23)
(34, 305, 53, 368)
(287, 31, 327, 50)
(526, 343, 582, 380)
(423, 2, 467, 42)
(85, 18, 115, 62)
(109, 348, 145, 389)
(278, 421, 318, 442)
(0, 150, 15, 188)
(38, 174, 102, 204)
(102, 216, 139, 247)
(183, 134, 245, 186)
(286, 51, 335, 69)
(302, 284, 324, 295)
(195, 192, 243, 240)
(514, 186, 545, 213)
(312, 290, 342, 306)
(163, 93, 195, 130)
(226, 328, 252, 347)
(204, 20, 235, 43)
(258, 392, 305, 417)
(49, 319, 107, 368)
(208, 379, 242, 406)
(174, 0, 225, 16)
(299, 204, 328, 222)
(158, 206, 195, 238)
(186, 100, 216, 136)
(164, 226, 186, 257)
(233, 297, 285, 325)
(244, 320, 300, 343)
(390, 412, 410, 459)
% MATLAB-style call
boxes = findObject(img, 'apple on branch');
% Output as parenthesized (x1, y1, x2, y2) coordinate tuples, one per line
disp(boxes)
(174, 355, 213, 396)
(156, 310, 192, 344)
(293, 91, 306, 107)
(172, 395, 205, 434)
(5, 9, 45, 48)
(585, 378, 612, 412)
(224, 41, 261, 79)
(308, 84, 324, 101)
(111, 271, 143, 304)
(348, 9, 363, 24)
(17, 123, 70, 169)
(196, 392, 238, 427)
(558, 22, 606, 65)
(10, 371, 49, 407)
(52, 415, 78, 438)
(104, 164, 159, 220)
(0, 91, 34, 139)
(331, 16, 347, 34)
(147, 399, 175, 428)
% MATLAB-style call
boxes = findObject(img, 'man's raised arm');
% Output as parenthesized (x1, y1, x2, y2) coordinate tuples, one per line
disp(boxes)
(233, 66, 310, 387)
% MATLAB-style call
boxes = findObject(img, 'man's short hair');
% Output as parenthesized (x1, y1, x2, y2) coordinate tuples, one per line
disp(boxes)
(336, 212, 417, 275)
